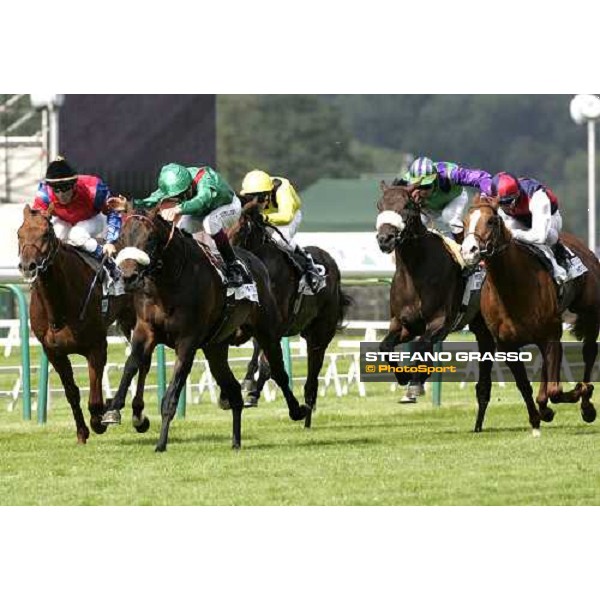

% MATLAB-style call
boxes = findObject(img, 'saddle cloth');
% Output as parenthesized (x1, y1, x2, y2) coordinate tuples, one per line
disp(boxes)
(515, 241, 588, 283)
(192, 233, 258, 304)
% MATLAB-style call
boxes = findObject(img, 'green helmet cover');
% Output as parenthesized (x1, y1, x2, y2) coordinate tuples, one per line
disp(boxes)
(158, 163, 193, 197)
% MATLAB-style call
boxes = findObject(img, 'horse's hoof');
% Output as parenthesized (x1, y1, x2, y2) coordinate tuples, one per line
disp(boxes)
(133, 416, 151, 433)
(581, 404, 597, 423)
(540, 407, 555, 423)
(473, 426, 483, 433)
(90, 416, 108, 435)
(532, 428, 541, 438)
(155, 444, 167, 453)
(77, 428, 90, 444)
(244, 397, 258, 408)
(290, 404, 309, 421)
(398, 395, 417, 404)
(101, 409, 121, 425)
(232, 441, 241, 451)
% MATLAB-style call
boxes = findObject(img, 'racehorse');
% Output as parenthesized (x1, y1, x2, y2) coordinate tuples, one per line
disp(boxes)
(375, 183, 525, 433)
(228, 200, 351, 428)
(461, 195, 600, 428)
(17, 205, 136, 443)
(101, 203, 310, 451)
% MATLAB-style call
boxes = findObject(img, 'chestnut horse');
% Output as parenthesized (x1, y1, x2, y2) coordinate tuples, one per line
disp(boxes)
(228, 200, 351, 427)
(376, 183, 506, 432)
(101, 204, 310, 451)
(17, 205, 136, 443)
(461, 196, 600, 430)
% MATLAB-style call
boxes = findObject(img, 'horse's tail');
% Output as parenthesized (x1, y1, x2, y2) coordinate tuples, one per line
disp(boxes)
(337, 286, 353, 330)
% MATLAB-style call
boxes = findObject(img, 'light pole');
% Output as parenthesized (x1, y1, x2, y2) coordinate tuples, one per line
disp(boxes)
(570, 94, 600, 254)
(29, 94, 65, 166)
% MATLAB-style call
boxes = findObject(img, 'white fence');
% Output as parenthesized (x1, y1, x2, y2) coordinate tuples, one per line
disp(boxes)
(0, 320, 392, 413)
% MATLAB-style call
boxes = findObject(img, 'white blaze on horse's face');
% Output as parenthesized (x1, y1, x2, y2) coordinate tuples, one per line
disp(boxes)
(376, 210, 405, 233)
(461, 209, 482, 266)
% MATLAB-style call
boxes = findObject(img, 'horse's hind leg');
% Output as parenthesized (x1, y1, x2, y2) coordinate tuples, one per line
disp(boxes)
(86, 343, 108, 435)
(254, 330, 308, 422)
(242, 338, 261, 406)
(47, 351, 89, 444)
(579, 325, 599, 423)
(203, 342, 244, 450)
(505, 357, 542, 435)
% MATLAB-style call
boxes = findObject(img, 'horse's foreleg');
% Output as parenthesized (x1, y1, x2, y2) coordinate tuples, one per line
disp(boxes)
(86, 343, 108, 435)
(155, 341, 197, 453)
(131, 348, 154, 433)
(47, 351, 89, 444)
(204, 342, 244, 449)
(471, 316, 495, 433)
(102, 328, 154, 426)
(380, 324, 413, 387)
(302, 328, 335, 429)
(505, 357, 542, 434)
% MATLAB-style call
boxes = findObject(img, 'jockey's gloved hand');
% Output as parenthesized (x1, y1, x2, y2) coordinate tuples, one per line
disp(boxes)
(103, 243, 117, 257)
(160, 205, 182, 222)
(106, 195, 128, 212)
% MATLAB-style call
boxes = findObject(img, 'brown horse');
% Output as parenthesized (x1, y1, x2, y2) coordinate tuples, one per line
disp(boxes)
(228, 200, 351, 427)
(101, 203, 310, 451)
(376, 183, 509, 432)
(461, 196, 600, 429)
(16, 205, 136, 443)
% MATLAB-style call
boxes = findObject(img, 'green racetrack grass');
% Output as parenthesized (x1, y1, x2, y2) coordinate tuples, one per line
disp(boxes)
(1, 374, 599, 505)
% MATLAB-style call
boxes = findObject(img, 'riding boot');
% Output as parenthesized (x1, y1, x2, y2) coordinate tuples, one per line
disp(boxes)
(212, 229, 252, 287)
(294, 246, 324, 293)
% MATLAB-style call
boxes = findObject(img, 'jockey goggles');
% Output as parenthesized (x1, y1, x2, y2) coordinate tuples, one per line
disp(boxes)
(499, 193, 519, 206)
(49, 180, 76, 193)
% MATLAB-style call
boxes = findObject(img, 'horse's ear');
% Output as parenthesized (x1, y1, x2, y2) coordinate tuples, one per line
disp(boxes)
(380, 181, 388, 192)
(23, 205, 31, 218)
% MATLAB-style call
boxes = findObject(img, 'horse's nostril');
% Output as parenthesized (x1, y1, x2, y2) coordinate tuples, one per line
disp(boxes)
(471, 246, 478, 254)
(28, 262, 36, 271)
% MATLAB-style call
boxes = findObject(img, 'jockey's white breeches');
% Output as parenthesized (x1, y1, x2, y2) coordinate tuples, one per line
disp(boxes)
(52, 213, 106, 253)
(501, 210, 563, 246)
(269, 210, 302, 251)
(178, 195, 242, 236)
(422, 190, 469, 235)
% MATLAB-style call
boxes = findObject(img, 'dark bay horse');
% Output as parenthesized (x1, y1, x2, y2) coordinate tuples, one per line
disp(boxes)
(228, 201, 351, 428)
(461, 196, 600, 428)
(376, 183, 507, 432)
(17, 205, 136, 443)
(102, 204, 310, 451)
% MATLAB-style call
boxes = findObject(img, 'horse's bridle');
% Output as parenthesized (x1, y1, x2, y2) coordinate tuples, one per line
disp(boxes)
(123, 213, 184, 279)
(18, 223, 60, 284)
(472, 213, 510, 258)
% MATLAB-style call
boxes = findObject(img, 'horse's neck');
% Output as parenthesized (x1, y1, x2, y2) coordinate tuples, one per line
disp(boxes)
(485, 243, 538, 295)
(37, 247, 85, 325)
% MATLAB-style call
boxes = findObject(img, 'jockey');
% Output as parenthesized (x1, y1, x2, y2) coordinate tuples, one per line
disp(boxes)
(32, 156, 121, 276)
(394, 156, 492, 240)
(239, 169, 325, 293)
(490, 171, 567, 284)
(135, 163, 252, 287)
